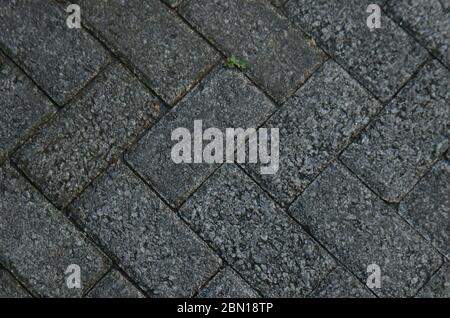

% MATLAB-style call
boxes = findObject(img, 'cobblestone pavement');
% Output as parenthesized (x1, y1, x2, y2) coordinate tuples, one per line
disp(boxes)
(0, 0, 448, 298)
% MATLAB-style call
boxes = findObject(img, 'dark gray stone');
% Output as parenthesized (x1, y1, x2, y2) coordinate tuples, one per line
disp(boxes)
(68, 162, 221, 297)
(341, 60, 450, 202)
(0, 163, 110, 298)
(13, 63, 162, 208)
(417, 263, 450, 298)
(179, 0, 326, 103)
(0, 0, 110, 105)
(78, 0, 219, 105)
(399, 161, 450, 259)
(289, 162, 443, 297)
(386, 0, 450, 68)
(284, 0, 427, 102)
(0, 269, 31, 298)
(197, 267, 259, 298)
(179, 164, 336, 297)
(126, 66, 276, 208)
(309, 267, 374, 298)
(86, 270, 144, 298)
(270, 0, 287, 7)
(242, 61, 382, 206)
(162, 0, 184, 8)
(0, 55, 56, 162)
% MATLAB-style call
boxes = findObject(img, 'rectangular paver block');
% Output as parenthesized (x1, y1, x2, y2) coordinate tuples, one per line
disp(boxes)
(417, 263, 450, 298)
(284, 0, 427, 102)
(399, 161, 450, 259)
(0, 163, 110, 298)
(179, 164, 336, 297)
(180, 0, 326, 103)
(242, 61, 382, 206)
(126, 66, 276, 208)
(0, 0, 110, 105)
(86, 270, 144, 298)
(340, 60, 450, 202)
(386, 0, 450, 68)
(78, 0, 219, 105)
(0, 55, 56, 162)
(289, 162, 443, 297)
(309, 267, 374, 298)
(13, 63, 162, 208)
(68, 162, 221, 297)
(197, 267, 259, 298)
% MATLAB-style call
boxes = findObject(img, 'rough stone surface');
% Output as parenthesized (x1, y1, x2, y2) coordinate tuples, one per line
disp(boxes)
(0, 0, 110, 105)
(417, 263, 450, 298)
(13, 63, 162, 208)
(86, 270, 144, 298)
(179, 164, 336, 297)
(289, 162, 443, 297)
(341, 60, 450, 202)
(78, 0, 219, 105)
(309, 267, 374, 298)
(386, 0, 450, 68)
(162, 0, 184, 8)
(68, 162, 221, 297)
(284, 0, 427, 102)
(180, 0, 326, 103)
(242, 61, 382, 206)
(0, 269, 31, 298)
(126, 66, 276, 208)
(197, 267, 259, 298)
(0, 55, 56, 162)
(399, 161, 450, 259)
(0, 163, 110, 298)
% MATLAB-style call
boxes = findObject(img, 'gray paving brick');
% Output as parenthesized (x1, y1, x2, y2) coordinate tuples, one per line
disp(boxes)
(270, 0, 287, 7)
(386, 0, 450, 68)
(289, 162, 443, 297)
(0, 269, 31, 298)
(179, 0, 326, 103)
(399, 161, 450, 259)
(197, 267, 259, 298)
(0, 163, 110, 298)
(179, 164, 336, 297)
(126, 66, 276, 208)
(13, 63, 162, 208)
(284, 0, 427, 102)
(309, 267, 374, 298)
(0, 55, 56, 162)
(162, 0, 184, 8)
(242, 61, 382, 206)
(68, 162, 221, 297)
(0, 0, 109, 105)
(417, 263, 450, 298)
(341, 60, 450, 203)
(78, 0, 219, 105)
(86, 270, 144, 298)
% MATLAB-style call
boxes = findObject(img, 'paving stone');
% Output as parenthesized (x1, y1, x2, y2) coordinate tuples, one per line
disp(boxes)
(68, 162, 221, 297)
(197, 267, 259, 298)
(78, 0, 219, 105)
(399, 161, 450, 259)
(0, 55, 56, 162)
(270, 0, 287, 7)
(309, 267, 374, 298)
(386, 0, 450, 68)
(86, 270, 144, 298)
(0, 269, 31, 298)
(341, 60, 450, 202)
(179, 164, 336, 297)
(179, 0, 326, 103)
(0, 0, 110, 105)
(13, 63, 162, 208)
(284, 0, 427, 102)
(289, 162, 443, 297)
(0, 163, 110, 298)
(126, 66, 276, 208)
(417, 263, 450, 298)
(242, 61, 382, 206)
(162, 0, 184, 7)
